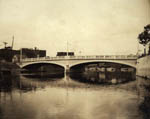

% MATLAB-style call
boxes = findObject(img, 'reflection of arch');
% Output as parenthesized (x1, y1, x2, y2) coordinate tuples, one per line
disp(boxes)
(21, 62, 65, 69)
(70, 60, 136, 69)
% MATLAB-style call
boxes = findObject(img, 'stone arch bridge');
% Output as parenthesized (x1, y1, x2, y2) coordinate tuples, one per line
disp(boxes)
(18, 55, 137, 72)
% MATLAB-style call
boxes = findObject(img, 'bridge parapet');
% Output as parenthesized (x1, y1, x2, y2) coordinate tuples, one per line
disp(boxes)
(20, 55, 137, 63)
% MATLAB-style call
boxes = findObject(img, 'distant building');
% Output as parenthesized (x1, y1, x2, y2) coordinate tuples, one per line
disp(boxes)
(56, 52, 75, 56)
(21, 48, 46, 58)
(0, 47, 46, 62)
(0, 47, 19, 62)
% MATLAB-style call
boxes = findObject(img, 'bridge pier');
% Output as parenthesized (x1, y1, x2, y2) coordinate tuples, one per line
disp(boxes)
(65, 65, 70, 74)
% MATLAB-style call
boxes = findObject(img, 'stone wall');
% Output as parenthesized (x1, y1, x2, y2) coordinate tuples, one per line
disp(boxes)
(137, 55, 150, 79)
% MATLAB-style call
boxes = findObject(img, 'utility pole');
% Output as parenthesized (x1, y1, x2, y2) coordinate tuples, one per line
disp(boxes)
(66, 40, 70, 73)
(67, 40, 69, 56)
(20, 48, 22, 63)
(12, 36, 14, 49)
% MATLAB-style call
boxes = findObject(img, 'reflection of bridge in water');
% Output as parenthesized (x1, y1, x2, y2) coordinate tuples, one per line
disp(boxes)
(18, 55, 137, 72)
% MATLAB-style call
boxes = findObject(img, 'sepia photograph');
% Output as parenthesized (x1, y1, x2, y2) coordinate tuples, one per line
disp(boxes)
(0, 0, 150, 119)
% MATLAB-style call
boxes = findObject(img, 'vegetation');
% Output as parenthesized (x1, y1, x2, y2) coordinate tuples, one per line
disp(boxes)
(138, 24, 150, 55)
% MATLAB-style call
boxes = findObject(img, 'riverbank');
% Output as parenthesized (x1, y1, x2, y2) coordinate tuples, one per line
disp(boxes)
(0, 62, 20, 77)
(137, 55, 150, 79)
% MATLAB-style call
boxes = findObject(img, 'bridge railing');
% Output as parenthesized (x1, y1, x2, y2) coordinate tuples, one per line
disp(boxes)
(20, 55, 137, 63)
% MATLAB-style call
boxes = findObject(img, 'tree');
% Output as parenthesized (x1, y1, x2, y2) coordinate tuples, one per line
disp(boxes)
(138, 24, 150, 55)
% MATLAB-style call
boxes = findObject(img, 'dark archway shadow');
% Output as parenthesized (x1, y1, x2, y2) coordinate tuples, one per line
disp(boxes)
(21, 63, 65, 79)
(70, 62, 136, 85)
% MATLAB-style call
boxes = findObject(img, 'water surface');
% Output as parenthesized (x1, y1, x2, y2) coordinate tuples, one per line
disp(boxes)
(0, 72, 149, 119)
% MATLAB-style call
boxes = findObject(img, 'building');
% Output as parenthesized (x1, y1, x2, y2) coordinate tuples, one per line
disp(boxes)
(56, 52, 75, 56)
(0, 47, 46, 62)
(21, 48, 46, 58)
(0, 47, 19, 62)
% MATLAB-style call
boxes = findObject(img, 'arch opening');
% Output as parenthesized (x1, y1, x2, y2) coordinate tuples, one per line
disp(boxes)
(70, 61, 136, 85)
(21, 63, 65, 79)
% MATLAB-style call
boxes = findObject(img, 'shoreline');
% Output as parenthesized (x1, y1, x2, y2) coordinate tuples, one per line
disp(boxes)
(136, 55, 150, 79)
(0, 62, 20, 77)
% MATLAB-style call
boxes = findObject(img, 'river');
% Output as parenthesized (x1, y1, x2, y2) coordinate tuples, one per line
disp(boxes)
(0, 72, 150, 119)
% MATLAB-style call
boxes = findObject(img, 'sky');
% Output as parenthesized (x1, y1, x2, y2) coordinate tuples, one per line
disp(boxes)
(0, 0, 150, 56)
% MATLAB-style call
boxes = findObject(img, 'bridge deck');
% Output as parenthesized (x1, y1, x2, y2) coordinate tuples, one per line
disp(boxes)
(21, 55, 137, 63)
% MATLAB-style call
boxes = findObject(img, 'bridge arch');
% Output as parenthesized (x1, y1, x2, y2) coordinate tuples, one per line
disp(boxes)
(19, 61, 65, 69)
(69, 60, 136, 69)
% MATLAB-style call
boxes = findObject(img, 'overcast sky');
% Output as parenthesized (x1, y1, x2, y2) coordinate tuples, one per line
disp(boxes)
(0, 0, 150, 56)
